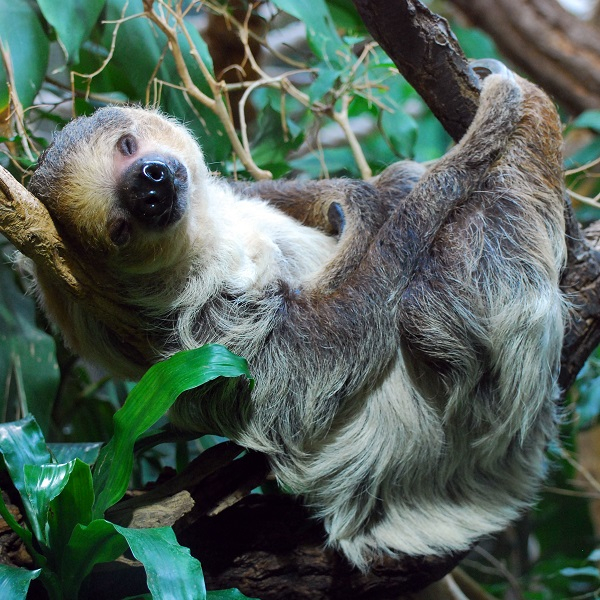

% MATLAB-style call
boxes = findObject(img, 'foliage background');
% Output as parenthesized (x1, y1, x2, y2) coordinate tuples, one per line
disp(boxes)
(1, 0, 600, 598)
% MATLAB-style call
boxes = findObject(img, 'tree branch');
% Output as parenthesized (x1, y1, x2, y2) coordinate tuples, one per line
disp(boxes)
(447, 0, 600, 115)
(1, 1, 600, 597)
(350, 0, 600, 391)
(351, 0, 480, 141)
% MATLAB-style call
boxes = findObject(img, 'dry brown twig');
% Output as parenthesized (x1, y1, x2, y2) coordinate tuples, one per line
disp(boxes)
(144, 0, 380, 180)
(2, 0, 600, 596)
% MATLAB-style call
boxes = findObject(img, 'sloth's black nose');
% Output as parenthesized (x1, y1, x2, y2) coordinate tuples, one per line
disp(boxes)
(118, 156, 185, 227)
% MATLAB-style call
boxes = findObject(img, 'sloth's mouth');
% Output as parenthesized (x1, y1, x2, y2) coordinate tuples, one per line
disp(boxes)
(117, 154, 189, 229)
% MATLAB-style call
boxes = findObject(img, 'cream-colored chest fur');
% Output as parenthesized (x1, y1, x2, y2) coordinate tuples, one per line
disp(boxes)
(199, 181, 338, 294)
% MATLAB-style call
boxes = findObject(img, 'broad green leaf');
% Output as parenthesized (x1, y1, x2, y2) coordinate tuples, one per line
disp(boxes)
(0, 0, 49, 109)
(381, 105, 418, 159)
(207, 589, 259, 600)
(250, 105, 303, 173)
(47, 459, 94, 570)
(564, 137, 600, 171)
(0, 257, 59, 434)
(572, 110, 600, 133)
(92, 345, 252, 518)
(48, 442, 104, 465)
(0, 415, 52, 524)
(0, 564, 41, 599)
(61, 519, 128, 599)
(23, 461, 79, 545)
(37, 0, 106, 64)
(271, 0, 348, 67)
(325, 0, 365, 33)
(114, 524, 206, 600)
(452, 25, 500, 61)
(307, 68, 340, 103)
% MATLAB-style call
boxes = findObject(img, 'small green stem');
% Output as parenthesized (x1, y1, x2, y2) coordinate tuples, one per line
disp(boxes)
(39, 569, 63, 600)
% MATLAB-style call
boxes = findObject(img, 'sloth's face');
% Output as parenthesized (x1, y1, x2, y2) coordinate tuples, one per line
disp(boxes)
(29, 107, 209, 268)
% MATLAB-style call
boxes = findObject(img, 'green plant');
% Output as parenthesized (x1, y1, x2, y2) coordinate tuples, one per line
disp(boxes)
(0, 344, 256, 600)
(2, 1, 600, 598)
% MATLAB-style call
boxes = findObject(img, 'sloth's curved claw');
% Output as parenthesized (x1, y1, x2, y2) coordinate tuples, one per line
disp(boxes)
(470, 58, 515, 83)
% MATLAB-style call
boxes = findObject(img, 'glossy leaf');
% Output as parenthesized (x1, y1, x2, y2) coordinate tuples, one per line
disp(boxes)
(61, 519, 128, 599)
(381, 105, 418, 159)
(572, 110, 600, 134)
(0, 415, 52, 525)
(37, 0, 105, 64)
(271, 0, 347, 66)
(114, 524, 206, 600)
(23, 460, 79, 545)
(47, 459, 94, 570)
(0, 564, 41, 599)
(92, 345, 252, 518)
(207, 589, 259, 600)
(48, 442, 104, 466)
(0, 0, 49, 109)
(0, 259, 59, 434)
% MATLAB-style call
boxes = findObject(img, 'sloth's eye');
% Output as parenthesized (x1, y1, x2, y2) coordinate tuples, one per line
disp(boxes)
(117, 134, 138, 156)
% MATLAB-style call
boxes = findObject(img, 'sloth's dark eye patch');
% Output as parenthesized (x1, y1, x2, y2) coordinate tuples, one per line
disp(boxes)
(117, 134, 138, 156)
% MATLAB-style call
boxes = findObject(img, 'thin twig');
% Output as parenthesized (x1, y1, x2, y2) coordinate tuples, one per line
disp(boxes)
(565, 155, 600, 176)
(567, 188, 600, 208)
(559, 446, 600, 496)
(0, 43, 36, 163)
(71, 2, 136, 108)
(331, 95, 372, 179)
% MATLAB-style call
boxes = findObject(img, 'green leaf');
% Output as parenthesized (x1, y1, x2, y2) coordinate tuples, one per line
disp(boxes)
(48, 442, 103, 465)
(100, 0, 230, 165)
(564, 137, 600, 171)
(0, 564, 41, 599)
(61, 519, 128, 599)
(0, 0, 50, 109)
(23, 460, 82, 546)
(572, 110, 600, 133)
(307, 68, 340, 103)
(114, 524, 206, 600)
(325, 0, 365, 33)
(0, 259, 59, 434)
(560, 566, 600, 578)
(0, 415, 52, 524)
(37, 0, 105, 64)
(47, 459, 94, 570)
(381, 105, 418, 159)
(271, 0, 348, 66)
(92, 345, 252, 518)
(452, 25, 500, 61)
(207, 589, 259, 600)
(250, 105, 303, 172)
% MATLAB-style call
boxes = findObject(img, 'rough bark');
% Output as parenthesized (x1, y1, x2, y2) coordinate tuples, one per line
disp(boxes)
(349, 0, 600, 392)
(351, 0, 480, 141)
(447, 0, 600, 115)
(1, 0, 600, 597)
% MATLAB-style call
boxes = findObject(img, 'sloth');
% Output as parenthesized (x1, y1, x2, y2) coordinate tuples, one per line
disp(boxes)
(24, 64, 566, 569)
